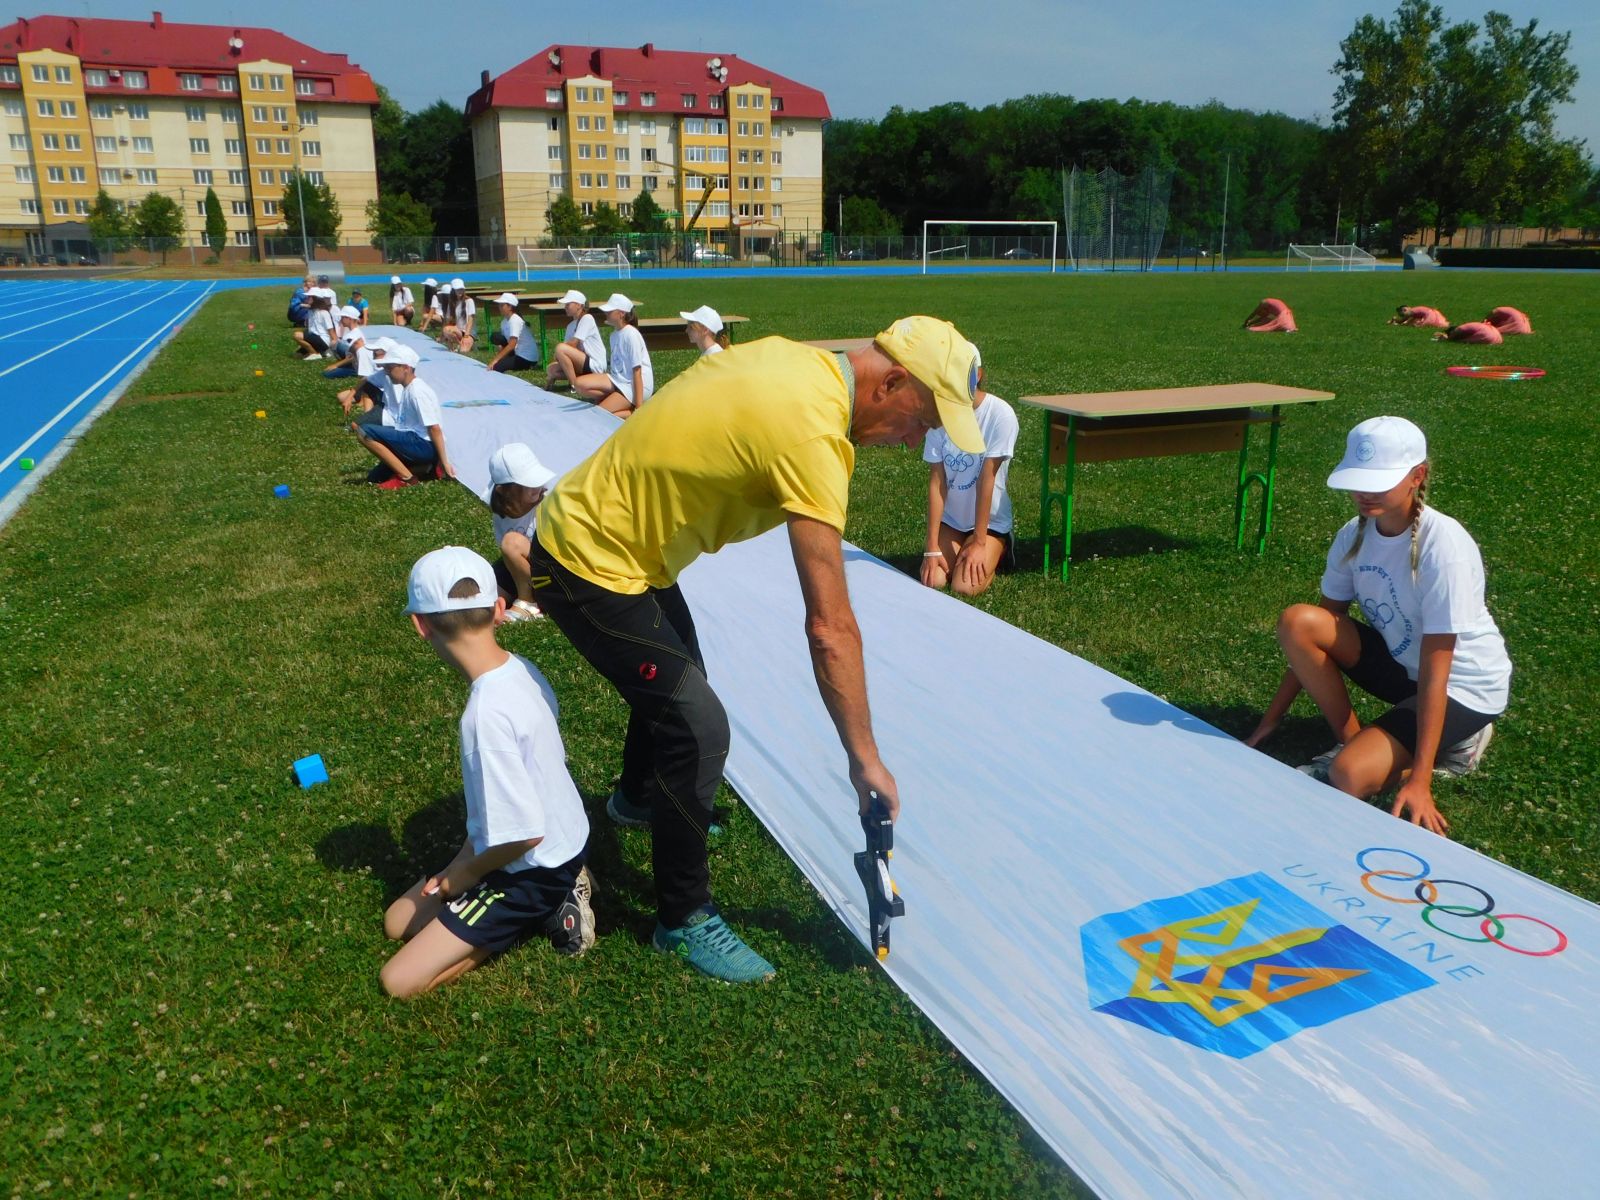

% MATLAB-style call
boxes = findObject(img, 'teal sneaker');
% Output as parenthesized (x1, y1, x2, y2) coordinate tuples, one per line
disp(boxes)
(605, 786, 652, 829)
(653, 908, 775, 983)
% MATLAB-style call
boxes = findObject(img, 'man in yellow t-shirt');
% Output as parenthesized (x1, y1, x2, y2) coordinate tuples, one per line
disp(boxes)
(528, 316, 983, 983)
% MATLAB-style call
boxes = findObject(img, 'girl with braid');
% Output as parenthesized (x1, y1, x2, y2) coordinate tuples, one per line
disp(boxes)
(1243, 417, 1511, 835)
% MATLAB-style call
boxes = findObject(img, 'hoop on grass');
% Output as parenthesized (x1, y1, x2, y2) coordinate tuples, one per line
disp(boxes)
(1445, 365, 1547, 381)
(921, 220, 1058, 274)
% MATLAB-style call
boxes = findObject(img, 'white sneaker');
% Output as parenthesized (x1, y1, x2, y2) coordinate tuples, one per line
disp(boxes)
(550, 866, 597, 956)
(1296, 745, 1342, 784)
(503, 598, 543, 623)
(1435, 723, 1494, 777)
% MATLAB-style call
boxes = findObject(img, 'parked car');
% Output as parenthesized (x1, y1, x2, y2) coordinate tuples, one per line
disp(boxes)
(839, 247, 880, 261)
(690, 245, 732, 263)
(805, 247, 829, 262)
(452, 246, 471, 263)
(629, 248, 657, 265)
(1001, 247, 1038, 259)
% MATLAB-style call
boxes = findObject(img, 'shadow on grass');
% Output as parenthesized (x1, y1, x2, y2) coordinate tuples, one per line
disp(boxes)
(720, 902, 869, 973)
(1013, 525, 1196, 572)
(315, 791, 463, 901)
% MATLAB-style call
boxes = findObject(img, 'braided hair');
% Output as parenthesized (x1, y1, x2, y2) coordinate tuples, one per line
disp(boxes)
(1344, 464, 1429, 580)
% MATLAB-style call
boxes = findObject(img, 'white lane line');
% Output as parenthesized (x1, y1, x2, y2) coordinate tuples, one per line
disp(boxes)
(0, 281, 87, 314)
(0, 282, 216, 474)
(0, 281, 161, 339)
(0, 281, 191, 380)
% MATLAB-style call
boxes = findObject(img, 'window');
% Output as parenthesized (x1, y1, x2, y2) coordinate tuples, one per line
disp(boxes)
(685, 175, 706, 190)
(596, 173, 608, 188)
(772, 151, 782, 165)
(737, 149, 749, 164)
(576, 115, 590, 131)
(738, 202, 749, 216)
(736, 94, 748, 108)
(64, 134, 81, 150)
(195, 199, 206, 214)
(772, 203, 783, 217)
(69, 166, 85, 183)
(709, 94, 723, 111)
(47, 167, 64, 183)
(299, 108, 317, 126)
(90, 102, 111, 119)
(190, 138, 210, 154)
(640, 92, 655, 107)
(138, 168, 158, 184)
(218, 76, 236, 93)
(228, 169, 246, 185)
(738, 176, 749, 190)
(86, 69, 108, 87)
(549, 116, 561, 131)
(577, 144, 591, 160)
(681, 94, 696, 108)
(40, 133, 60, 150)
(193, 169, 213, 184)
(225, 139, 242, 156)
(771, 176, 783, 192)
(254, 138, 271, 154)
(248, 74, 265, 90)
(642, 176, 657, 191)
(275, 139, 291, 154)
(613, 91, 628, 104)
(684, 118, 704, 135)
(234, 230, 253, 245)
(222, 107, 241, 124)
(685, 146, 706, 162)
(259, 168, 274, 184)
(296, 78, 314, 95)
(301, 140, 320, 157)
(753, 122, 765, 137)
(547, 145, 563, 160)
(709, 119, 727, 135)
(595, 115, 607, 131)
(548, 173, 565, 189)
(21, 198, 40, 214)
(772, 97, 784, 112)
(52, 199, 68, 215)
(753, 176, 765, 190)
(753, 95, 765, 109)
(32, 65, 49, 82)
(60, 100, 77, 118)
(252, 106, 267, 122)
(37, 99, 55, 117)
(231, 200, 249, 215)
(272, 106, 288, 123)
(180, 73, 202, 91)
(641, 147, 656, 163)
(737, 122, 748, 136)
(619, 202, 631, 217)
(581, 201, 593, 216)
(709, 146, 728, 163)
(754, 150, 764, 164)
(616, 175, 630, 190)
(95, 135, 117, 152)
(262, 200, 280, 215)
(14, 166, 33, 182)
(123, 71, 147, 89)
(615, 147, 629, 162)
(279, 170, 292, 184)
(73, 200, 89, 215)
(578, 173, 592, 188)
(545, 88, 561, 104)
(715, 174, 729, 189)
(575, 86, 589, 102)
(187, 104, 206, 122)
(615, 117, 629, 133)
(595, 144, 607, 160)
(707, 200, 730, 217)
(0, 66, 18, 83)
(9, 133, 27, 150)
(269, 75, 285, 92)
(304, 170, 324, 184)
(127, 103, 149, 120)
(594, 88, 605, 103)
(640, 118, 656, 135)
(5, 98, 23, 116)
(53, 65, 71, 83)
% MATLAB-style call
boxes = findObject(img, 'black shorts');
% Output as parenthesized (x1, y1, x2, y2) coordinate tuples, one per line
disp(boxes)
(303, 332, 329, 354)
(492, 353, 539, 374)
(435, 846, 586, 954)
(493, 556, 516, 597)
(1342, 621, 1498, 753)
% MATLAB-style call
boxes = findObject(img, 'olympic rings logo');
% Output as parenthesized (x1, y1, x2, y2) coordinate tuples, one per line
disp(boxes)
(1356, 848, 1568, 958)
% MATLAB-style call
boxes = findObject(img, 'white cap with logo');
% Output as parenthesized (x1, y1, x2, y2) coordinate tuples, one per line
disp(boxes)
(340, 305, 362, 321)
(390, 274, 401, 284)
(597, 293, 634, 313)
(679, 305, 723, 333)
(451, 277, 466, 290)
(496, 292, 520, 306)
(1327, 416, 1428, 492)
(489, 442, 556, 489)
(380, 343, 420, 368)
(558, 289, 587, 307)
(405, 546, 498, 615)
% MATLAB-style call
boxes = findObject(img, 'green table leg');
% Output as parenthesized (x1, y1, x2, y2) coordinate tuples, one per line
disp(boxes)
(1234, 405, 1283, 554)
(1060, 416, 1077, 581)
(537, 313, 551, 365)
(1038, 412, 1077, 581)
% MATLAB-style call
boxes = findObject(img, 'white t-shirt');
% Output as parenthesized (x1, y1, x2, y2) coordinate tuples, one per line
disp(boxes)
(392, 287, 414, 310)
(1320, 507, 1512, 714)
(349, 332, 374, 377)
(501, 312, 538, 362)
(307, 306, 336, 342)
(701, 342, 725, 356)
(567, 313, 607, 371)
(452, 297, 477, 328)
(363, 369, 397, 427)
(459, 654, 589, 872)
(606, 323, 654, 404)
(922, 392, 1019, 535)
(492, 505, 539, 546)
(428, 293, 444, 317)
(389, 375, 443, 438)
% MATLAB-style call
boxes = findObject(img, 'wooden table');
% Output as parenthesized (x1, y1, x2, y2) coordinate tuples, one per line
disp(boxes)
(1020, 383, 1334, 580)
(528, 303, 749, 360)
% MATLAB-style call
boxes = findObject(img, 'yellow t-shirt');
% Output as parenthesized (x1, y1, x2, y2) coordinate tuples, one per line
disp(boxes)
(538, 337, 855, 593)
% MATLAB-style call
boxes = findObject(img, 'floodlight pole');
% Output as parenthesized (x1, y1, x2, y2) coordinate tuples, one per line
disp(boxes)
(1219, 153, 1231, 271)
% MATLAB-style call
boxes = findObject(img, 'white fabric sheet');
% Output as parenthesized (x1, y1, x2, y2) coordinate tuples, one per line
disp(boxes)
(381, 326, 1600, 1200)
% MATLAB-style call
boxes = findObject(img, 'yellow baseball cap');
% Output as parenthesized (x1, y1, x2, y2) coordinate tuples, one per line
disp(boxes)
(874, 316, 984, 453)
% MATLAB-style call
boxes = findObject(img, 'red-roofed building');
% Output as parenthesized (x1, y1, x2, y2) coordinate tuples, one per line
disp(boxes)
(1, 12, 379, 254)
(467, 44, 828, 248)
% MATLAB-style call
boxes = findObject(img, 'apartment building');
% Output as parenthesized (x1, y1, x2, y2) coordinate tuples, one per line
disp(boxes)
(467, 43, 828, 247)
(0, 11, 378, 255)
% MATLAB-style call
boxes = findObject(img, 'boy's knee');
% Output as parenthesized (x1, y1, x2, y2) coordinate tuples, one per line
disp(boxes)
(379, 959, 421, 999)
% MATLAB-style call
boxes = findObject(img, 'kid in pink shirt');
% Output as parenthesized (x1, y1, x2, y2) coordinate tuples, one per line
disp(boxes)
(1435, 322, 1503, 345)
(1484, 306, 1532, 335)
(1244, 297, 1297, 333)
(1388, 305, 1449, 329)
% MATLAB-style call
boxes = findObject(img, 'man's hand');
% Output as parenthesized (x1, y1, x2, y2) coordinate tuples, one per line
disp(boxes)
(851, 758, 899, 823)
(1391, 777, 1451, 837)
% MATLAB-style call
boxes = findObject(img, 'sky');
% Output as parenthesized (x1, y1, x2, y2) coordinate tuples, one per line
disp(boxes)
(54, 0, 1600, 150)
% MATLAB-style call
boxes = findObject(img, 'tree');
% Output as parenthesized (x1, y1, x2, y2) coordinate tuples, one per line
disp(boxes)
(840, 195, 900, 236)
(585, 202, 627, 238)
(280, 171, 341, 252)
(86, 189, 131, 249)
(130, 192, 184, 263)
(370, 83, 408, 197)
(365, 192, 434, 261)
(202, 187, 227, 261)
(629, 188, 669, 233)
(546, 194, 585, 240)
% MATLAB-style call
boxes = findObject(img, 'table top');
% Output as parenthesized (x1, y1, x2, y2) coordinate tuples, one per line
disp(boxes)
(1021, 382, 1334, 419)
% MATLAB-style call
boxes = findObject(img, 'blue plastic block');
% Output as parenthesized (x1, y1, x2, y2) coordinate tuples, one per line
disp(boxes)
(292, 754, 329, 788)
(273, 484, 291, 498)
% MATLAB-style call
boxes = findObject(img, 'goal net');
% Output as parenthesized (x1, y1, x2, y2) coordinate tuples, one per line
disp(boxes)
(1063, 166, 1173, 271)
(1285, 243, 1378, 271)
(921, 220, 1058, 273)
(515, 245, 632, 281)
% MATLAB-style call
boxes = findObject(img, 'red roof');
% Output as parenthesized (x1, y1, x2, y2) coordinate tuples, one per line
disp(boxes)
(0, 12, 378, 105)
(468, 43, 828, 121)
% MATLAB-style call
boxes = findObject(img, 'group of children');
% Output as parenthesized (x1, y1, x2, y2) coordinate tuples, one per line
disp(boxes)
(1244, 297, 1536, 345)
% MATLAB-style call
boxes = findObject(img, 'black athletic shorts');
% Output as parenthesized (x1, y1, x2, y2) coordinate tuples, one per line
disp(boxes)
(1342, 620, 1498, 754)
(435, 846, 586, 954)
(303, 331, 329, 354)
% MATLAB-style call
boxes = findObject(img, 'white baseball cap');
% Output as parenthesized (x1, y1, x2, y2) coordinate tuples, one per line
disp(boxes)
(367, 336, 397, 357)
(489, 443, 556, 489)
(423, 277, 438, 287)
(451, 278, 466, 290)
(558, 289, 587, 307)
(405, 546, 498, 615)
(381, 343, 420, 368)
(496, 291, 520, 306)
(390, 274, 401, 284)
(339, 305, 362, 321)
(598, 293, 634, 313)
(438, 283, 453, 294)
(1327, 416, 1428, 492)
(679, 305, 723, 333)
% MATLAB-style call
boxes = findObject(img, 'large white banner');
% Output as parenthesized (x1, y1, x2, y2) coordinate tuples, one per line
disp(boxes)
(398, 328, 1600, 1199)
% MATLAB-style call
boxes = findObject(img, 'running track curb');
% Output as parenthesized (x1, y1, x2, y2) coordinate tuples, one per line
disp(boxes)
(0, 291, 213, 533)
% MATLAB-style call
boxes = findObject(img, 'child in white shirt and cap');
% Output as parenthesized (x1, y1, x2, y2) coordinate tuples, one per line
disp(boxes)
(322, 307, 372, 379)
(380, 545, 595, 997)
(486, 443, 556, 622)
(487, 294, 541, 373)
(681, 305, 729, 355)
(547, 290, 607, 390)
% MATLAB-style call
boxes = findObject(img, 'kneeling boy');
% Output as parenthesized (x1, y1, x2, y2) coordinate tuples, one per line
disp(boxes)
(488, 443, 555, 622)
(381, 546, 595, 997)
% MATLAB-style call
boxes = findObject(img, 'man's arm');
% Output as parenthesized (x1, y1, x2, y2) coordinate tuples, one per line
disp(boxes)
(787, 514, 899, 820)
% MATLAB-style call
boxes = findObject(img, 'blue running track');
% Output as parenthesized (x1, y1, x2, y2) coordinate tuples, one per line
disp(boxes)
(0, 278, 214, 510)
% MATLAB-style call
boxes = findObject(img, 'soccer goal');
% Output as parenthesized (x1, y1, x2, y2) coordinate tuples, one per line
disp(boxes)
(1285, 243, 1378, 272)
(515, 245, 632, 282)
(921, 220, 1058, 274)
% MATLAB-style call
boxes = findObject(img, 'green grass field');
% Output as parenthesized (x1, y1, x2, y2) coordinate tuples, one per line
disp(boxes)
(2, 269, 1595, 1197)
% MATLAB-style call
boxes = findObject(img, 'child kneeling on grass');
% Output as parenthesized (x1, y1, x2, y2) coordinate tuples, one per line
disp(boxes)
(381, 546, 595, 997)
(1243, 416, 1511, 836)
(351, 343, 455, 488)
(487, 443, 555, 623)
